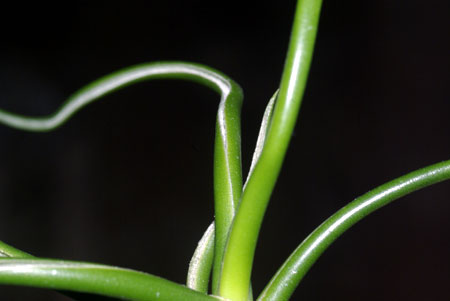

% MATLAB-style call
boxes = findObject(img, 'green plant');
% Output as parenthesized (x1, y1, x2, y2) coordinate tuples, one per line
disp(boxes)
(0, 0, 448, 300)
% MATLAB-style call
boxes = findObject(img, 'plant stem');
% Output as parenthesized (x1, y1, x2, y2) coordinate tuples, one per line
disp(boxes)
(211, 75, 243, 295)
(258, 159, 450, 300)
(0, 258, 220, 301)
(218, 0, 323, 300)
(0, 62, 244, 294)
(0, 241, 32, 258)
(187, 222, 215, 293)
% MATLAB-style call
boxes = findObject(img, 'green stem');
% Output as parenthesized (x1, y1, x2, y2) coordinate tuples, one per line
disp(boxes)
(0, 241, 140, 301)
(0, 241, 32, 258)
(258, 160, 450, 300)
(218, 0, 323, 300)
(0, 61, 244, 293)
(187, 222, 215, 293)
(0, 258, 220, 301)
(211, 70, 243, 295)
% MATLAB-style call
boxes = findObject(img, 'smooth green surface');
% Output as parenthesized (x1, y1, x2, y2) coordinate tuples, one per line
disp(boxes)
(0, 259, 219, 301)
(211, 74, 243, 294)
(1, 1, 447, 300)
(218, 1, 323, 300)
(0, 61, 243, 295)
(258, 160, 450, 300)
(0, 241, 32, 258)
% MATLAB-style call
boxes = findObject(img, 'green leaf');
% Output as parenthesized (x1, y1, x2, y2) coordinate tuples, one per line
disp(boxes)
(258, 159, 450, 300)
(244, 90, 278, 189)
(0, 258, 220, 301)
(187, 222, 215, 293)
(218, 0, 323, 299)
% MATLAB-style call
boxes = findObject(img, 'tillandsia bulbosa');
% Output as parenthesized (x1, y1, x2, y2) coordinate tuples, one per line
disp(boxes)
(0, 0, 449, 300)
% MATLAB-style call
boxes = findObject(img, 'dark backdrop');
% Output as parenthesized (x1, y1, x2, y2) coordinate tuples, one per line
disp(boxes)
(0, 1, 449, 300)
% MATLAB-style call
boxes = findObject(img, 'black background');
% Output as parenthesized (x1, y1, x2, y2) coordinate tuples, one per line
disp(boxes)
(0, 1, 449, 300)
